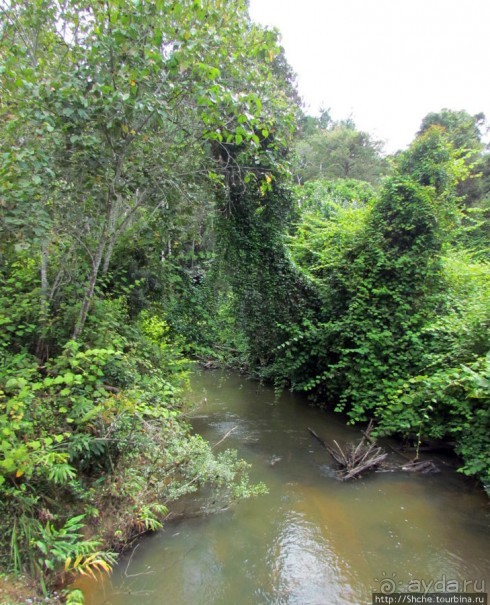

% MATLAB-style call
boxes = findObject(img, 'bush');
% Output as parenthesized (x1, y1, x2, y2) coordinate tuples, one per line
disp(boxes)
(0, 305, 266, 595)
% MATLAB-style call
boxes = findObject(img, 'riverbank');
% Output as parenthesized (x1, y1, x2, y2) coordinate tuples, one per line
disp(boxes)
(0, 574, 63, 605)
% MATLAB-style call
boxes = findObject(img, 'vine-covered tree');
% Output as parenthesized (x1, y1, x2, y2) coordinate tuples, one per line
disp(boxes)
(273, 117, 489, 490)
(0, 0, 297, 349)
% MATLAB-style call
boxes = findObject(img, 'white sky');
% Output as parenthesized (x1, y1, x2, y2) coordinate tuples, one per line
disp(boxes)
(248, 0, 490, 153)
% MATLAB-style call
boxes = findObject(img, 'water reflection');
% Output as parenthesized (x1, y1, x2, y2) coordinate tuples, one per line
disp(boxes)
(267, 510, 356, 605)
(80, 370, 490, 605)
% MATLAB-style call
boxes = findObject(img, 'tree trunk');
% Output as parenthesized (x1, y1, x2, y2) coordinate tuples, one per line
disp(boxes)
(72, 158, 124, 338)
(36, 242, 50, 359)
(72, 236, 106, 340)
(101, 234, 115, 275)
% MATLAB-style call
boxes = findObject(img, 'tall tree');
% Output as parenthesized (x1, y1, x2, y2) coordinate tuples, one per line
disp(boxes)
(418, 108, 486, 152)
(418, 109, 488, 206)
(295, 119, 389, 184)
(0, 0, 297, 349)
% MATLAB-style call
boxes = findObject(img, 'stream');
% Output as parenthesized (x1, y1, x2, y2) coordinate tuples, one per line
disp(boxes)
(80, 369, 490, 605)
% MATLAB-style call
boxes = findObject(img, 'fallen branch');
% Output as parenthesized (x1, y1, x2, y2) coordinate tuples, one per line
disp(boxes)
(307, 427, 328, 449)
(308, 424, 387, 480)
(124, 544, 155, 579)
(308, 425, 440, 479)
(212, 426, 237, 450)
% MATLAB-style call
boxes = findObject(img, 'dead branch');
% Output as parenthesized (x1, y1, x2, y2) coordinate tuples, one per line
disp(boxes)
(212, 426, 237, 450)
(308, 424, 439, 479)
(308, 425, 387, 480)
(307, 427, 328, 449)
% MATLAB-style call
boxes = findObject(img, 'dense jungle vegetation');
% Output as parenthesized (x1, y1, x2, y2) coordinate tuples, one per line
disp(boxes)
(0, 0, 489, 601)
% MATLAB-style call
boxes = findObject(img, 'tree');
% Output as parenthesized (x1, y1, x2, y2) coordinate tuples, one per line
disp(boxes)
(0, 2, 289, 591)
(418, 108, 486, 152)
(0, 0, 297, 349)
(272, 119, 490, 488)
(295, 119, 389, 184)
(418, 109, 488, 207)
(297, 108, 333, 137)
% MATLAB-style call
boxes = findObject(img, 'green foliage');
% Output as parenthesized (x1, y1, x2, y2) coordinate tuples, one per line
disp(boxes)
(295, 117, 390, 184)
(0, 4, 292, 592)
(288, 179, 375, 281)
(292, 178, 376, 216)
(376, 355, 490, 491)
(397, 125, 470, 199)
(0, 255, 40, 352)
(277, 174, 440, 390)
(0, 287, 267, 598)
(459, 195, 490, 257)
(418, 109, 485, 154)
(0, 0, 295, 599)
(10, 512, 115, 594)
(216, 177, 317, 371)
(0, 0, 298, 348)
(374, 250, 490, 487)
(272, 125, 490, 489)
(0, 320, 267, 593)
(65, 588, 86, 605)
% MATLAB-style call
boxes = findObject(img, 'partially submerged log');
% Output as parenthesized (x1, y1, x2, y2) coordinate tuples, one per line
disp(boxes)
(308, 421, 387, 480)
(401, 459, 440, 474)
(307, 427, 329, 450)
(380, 438, 441, 472)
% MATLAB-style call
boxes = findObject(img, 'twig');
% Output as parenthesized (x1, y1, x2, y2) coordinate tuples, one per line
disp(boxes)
(212, 426, 238, 450)
(124, 544, 155, 579)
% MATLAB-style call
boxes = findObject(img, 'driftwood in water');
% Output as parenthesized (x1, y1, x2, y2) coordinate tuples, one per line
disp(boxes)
(380, 439, 441, 471)
(308, 421, 388, 480)
(308, 427, 329, 450)
(308, 423, 440, 478)
(401, 459, 440, 474)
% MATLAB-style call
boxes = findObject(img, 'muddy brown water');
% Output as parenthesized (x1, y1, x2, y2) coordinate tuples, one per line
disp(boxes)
(79, 369, 490, 605)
